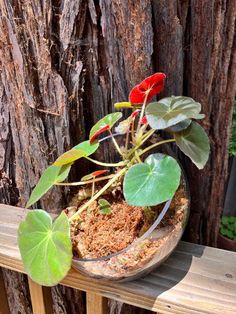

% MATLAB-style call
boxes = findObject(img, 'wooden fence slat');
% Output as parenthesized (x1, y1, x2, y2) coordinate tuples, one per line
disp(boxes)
(28, 277, 53, 314)
(1, 204, 236, 314)
(42, 286, 54, 314)
(86, 291, 108, 314)
(0, 268, 10, 314)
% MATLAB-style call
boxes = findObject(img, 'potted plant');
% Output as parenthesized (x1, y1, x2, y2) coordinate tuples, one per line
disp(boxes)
(218, 216, 236, 252)
(18, 73, 210, 286)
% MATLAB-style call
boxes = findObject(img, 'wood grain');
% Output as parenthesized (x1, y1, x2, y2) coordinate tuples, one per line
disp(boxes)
(86, 291, 108, 314)
(28, 278, 47, 314)
(28, 278, 54, 314)
(0, 204, 236, 314)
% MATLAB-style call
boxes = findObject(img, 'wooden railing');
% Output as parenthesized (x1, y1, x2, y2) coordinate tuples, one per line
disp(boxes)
(0, 204, 236, 314)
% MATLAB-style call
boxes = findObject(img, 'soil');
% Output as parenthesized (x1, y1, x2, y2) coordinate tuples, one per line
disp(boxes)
(69, 184, 188, 259)
(66, 181, 189, 280)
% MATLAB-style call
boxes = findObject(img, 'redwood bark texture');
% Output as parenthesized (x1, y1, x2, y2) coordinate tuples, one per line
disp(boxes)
(0, 0, 235, 313)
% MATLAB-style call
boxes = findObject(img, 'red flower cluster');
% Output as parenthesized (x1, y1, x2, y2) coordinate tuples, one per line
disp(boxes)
(129, 72, 166, 104)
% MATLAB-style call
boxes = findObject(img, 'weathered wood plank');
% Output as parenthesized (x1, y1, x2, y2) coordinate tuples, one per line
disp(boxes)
(0, 204, 236, 314)
(86, 292, 108, 314)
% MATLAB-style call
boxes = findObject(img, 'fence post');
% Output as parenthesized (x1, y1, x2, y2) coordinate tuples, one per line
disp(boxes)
(86, 291, 108, 314)
(28, 277, 53, 314)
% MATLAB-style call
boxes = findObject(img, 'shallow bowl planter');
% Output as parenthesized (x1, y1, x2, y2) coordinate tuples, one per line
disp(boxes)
(72, 182, 190, 282)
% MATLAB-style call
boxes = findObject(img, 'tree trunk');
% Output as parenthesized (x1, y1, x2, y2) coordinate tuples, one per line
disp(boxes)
(0, 0, 235, 313)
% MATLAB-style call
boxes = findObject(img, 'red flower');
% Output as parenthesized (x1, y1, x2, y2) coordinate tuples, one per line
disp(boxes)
(129, 72, 166, 104)
(141, 116, 148, 125)
(90, 125, 110, 143)
(131, 109, 140, 118)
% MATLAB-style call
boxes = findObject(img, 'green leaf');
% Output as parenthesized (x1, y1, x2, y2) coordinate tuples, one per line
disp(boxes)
(89, 112, 122, 140)
(228, 223, 235, 231)
(26, 164, 72, 208)
(56, 164, 72, 182)
(220, 227, 228, 236)
(18, 211, 72, 286)
(226, 230, 234, 240)
(166, 119, 192, 133)
(123, 153, 181, 206)
(174, 121, 210, 169)
(145, 96, 204, 130)
(229, 101, 236, 157)
(98, 199, 112, 214)
(54, 140, 99, 166)
(228, 216, 236, 224)
(222, 216, 230, 225)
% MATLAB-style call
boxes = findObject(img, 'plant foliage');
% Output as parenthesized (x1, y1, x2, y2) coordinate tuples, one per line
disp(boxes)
(124, 154, 181, 206)
(220, 216, 236, 241)
(18, 211, 72, 286)
(229, 101, 236, 157)
(18, 72, 210, 286)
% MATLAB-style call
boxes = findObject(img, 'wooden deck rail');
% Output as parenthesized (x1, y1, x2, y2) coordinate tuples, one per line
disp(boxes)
(0, 204, 236, 314)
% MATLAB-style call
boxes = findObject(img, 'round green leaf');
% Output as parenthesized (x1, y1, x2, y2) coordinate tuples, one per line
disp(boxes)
(26, 164, 72, 208)
(18, 210, 72, 286)
(54, 140, 99, 166)
(123, 153, 181, 206)
(89, 112, 122, 140)
(145, 96, 204, 130)
(166, 119, 192, 133)
(174, 121, 210, 169)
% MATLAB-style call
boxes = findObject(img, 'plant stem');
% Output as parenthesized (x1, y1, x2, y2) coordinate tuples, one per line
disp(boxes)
(91, 178, 95, 197)
(125, 125, 130, 153)
(99, 132, 132, 143)
(137, 93, 149, 132)
(55, 174, 115, 186)
(140, 128, 155, 143)
(108, 129, 123, 157)
(135, 150, 142, 163)
(85, 156, 127, 167)
(68, 168, 127, 221)
(138, 139, 176, 157)
(131, 118, 135, 142)
(127, 129, 155, 158)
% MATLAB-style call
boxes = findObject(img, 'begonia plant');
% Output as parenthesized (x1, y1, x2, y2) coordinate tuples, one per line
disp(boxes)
(18, 73, 210, 286)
